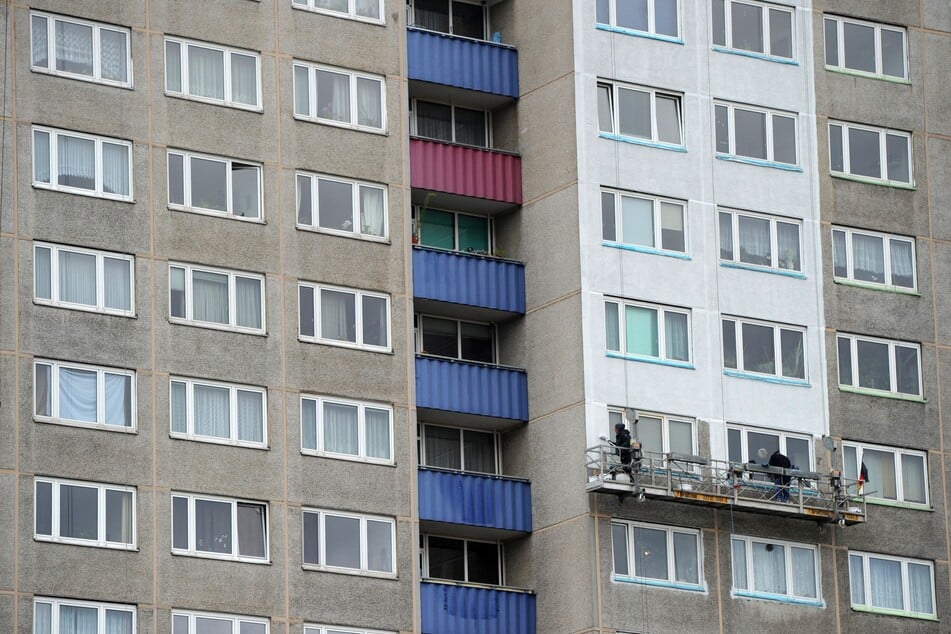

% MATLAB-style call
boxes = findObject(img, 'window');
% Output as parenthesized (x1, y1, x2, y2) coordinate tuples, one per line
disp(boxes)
(170, 377, 266, 448)
(34, 243, 134, 316)
(417, 315, 494, 363)
(172, 610, 268, 634)
(602, 190, 686, 254)
(605, 299, 691, 364)
(32, 126, 132, 200)
(412, 100, 489, 148)
(595, 0, 679, 39)
(423, 535, 502, 585)
(293, 61, 385, 132)
(298, 283, 390, 351)
(712, 0, 794, 60)
(30, 12, 132, 87)
(836, 334, 921, 397)
(848, 552, 935, 618)
(732, 536, 820, 603)
(421, 424, 498, 474)
(609, 409, 694, 457)
(296, 172, 387, 239)
(171, 493, 268, 562)
(34, 598, 135, 634)
(832, 227, 915, 289)
(164, 37, 261, 109)
(727, 425, 812, 471)
(169, 263, 265, 333)
(843, 442, 928, 506)
(410, 0, 486, 39)
(304, 627, 393, 634)
(824, 16, 907, 80)
(612, 521, 702, 589)
(828, 121, 912, 185)
(415, 207, 491, 254)
(168, 150, 262, 221)
(715, 102, 798, 166)
(300, 395, 393, 463)
(718, 208, 801, 273)
(34, 478, 135, 549)
(34, 360, 135, 431)
(722, 317, 805, 381)
(292, 0, 383, 23)
(302, 509, 395, 575)
(597, 82, 684, 147)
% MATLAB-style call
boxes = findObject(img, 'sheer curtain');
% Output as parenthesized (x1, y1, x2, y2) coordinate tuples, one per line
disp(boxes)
(103, 257, 131, 311)
(365, 408, 391, 459)
(790, 547, 817, 598)
(237, 390, 264, 443)
(908, 563, 933, 614)
(103, 373, 131, 427)
(100, 29, 128, 83)
(293, 65, 310, 116)
(55, 20, 93, 76)
(105, 610, 133, 634)
(869, 557, 903, 609)
(235, 277, 262, 329)
(187, 45, 225, 100)
(738, 216, 770, 265)
(463, 430, 496, 473)
(34, 130, 51, 183)
(57, 135, 95, 190)
(195, 499, 231, 554)
(751, 542, 786, 594)
(356, 0, 380, 19)
(34, 603, 52, 634)
(852, 234, 885, 282)
(32, 16, 49, 67)
(357, 77, 382, 128)
(664, 312, 689, 361)
(415, 101, 452, 141)
(170, 382, 187, 434)
(360, 186, 385, 236)
(101, 142, 130, 196)
(777, 222, 800, 270)
(320, 290, 355, 341)
(59, 251, 96, 305)
(317, 70, 350, 122)
(424, 426, 461, 469)
(323, 402, 358, 455)
(105, 489, 133, 544)
(890, 240, 914, 287)
(192, 271, 229, 324)
(59, 604, 98, 634)
(59, 367, 97, 423)
(230, 53, 258, 106)
(301, 399, 317, 450)
(194, 384, 230, 438)
(901, 454, 926, 503)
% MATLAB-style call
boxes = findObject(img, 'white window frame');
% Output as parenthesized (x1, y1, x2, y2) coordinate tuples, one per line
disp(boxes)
(731, 535, 821, 602)
(832, 226, 916, 290)
(300, 394, 394, 464)
(413, 206, 493, 254)
(836, 333, 922, 397)
(167, 149, 264, 222)
(416, 314, 496, 363)
(34, 477, 137, 550)
(726, 424, 814, 470)
(410, 98, 491, 148)
(421, 533, 504, 585)
(718, 207, 803, 273)
(407, 0, 488, 40)
(721, 316, 807, 381)
(595, 0, 681, 39)
(34, 359, 136, 432)
(419, 423, 501, 475)
(823, 15, 908, 80)
(34, 242, 135, 317)
(609, 408, 696, 457)
(33, 597, 137, 634)
(828, 120, 913, 185)
(295, 171, 389, 240)
(171, 610, 269, 634)
(597, 81, 685, 148)
(298, 282, 392, 352)
(292, 60, 387, 133)
(611, 520, 704, 589)
(712, 0, 795, 61)
(842, 441, 929, 507)
(168, 263, 266, 334)
(848, 552, 936, 619)
(605, 298, 692, 364)
(171, 493, 269, 563)
(601, 189, 687, 255)
(301, 508, 397, 577)
(170, 377, 267, 449)
(714, 101, 799, 166)
(32, 126, 134, 201)
(292, 0, 384, 24)
(30, 11, 133, 88)
(164, 37, 262, 110)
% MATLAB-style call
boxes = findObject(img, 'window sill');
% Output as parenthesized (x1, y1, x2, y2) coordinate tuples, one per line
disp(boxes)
(720, 261, 806, 279)
(602, 241, 690, 260)
(837, 385, 925, 403)
(170, 433, 269, 451)
(35, 536, 138, 551)
(301, 449, 396, 467)
(851, 605, 938, 621)
(299, 336, 392, 354)
(857, 497, 932, 512)
(614, 575, 705, 593)
(31, 66, 134, 89)
(594, 24, 683, 45)
(598, 132, 686, 153)
(832, 278, 919, 295)
(32, 182, 134, 204)
(168, 317, 267, 337)
(712, 46, 798, 66)
(606, 351, 694, 370)
(291, 3, 385, 26)
(171, 550, 270, 565)
(733, 590, 823, 607)
(715, 154, 802, 172)
(297, 223, 390, 244)
(829, 172, 915, 190)
(165, 91, 263, 114)
(169, 205, 266, 225)
(302, 564, 397, 579)
(723, 369, 809, 387)
(34, 300, 136, 319)
(825, 66, 911, 85)
(293, 114, 387, 136)
(34, 417, 137, 434)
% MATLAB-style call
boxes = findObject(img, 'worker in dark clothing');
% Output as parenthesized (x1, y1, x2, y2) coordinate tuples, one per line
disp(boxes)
(768, 449, 792, 502)
(614, 422, 633, 480)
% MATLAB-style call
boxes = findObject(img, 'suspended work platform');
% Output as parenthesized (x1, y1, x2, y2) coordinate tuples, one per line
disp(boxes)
(585, 444, 866, 526)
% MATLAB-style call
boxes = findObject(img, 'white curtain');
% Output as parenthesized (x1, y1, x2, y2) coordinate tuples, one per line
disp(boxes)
(105, 610, 133, 634)
(57, 135, 95, 190)
(103, 373, 131, 427)
(59, 251, 96, 306)
(869, 557, 903, 610)
(356, 0, 380, 19)
(170, 381, 187, 434)
(105, 489, 133, 544)
(777, 222, 800, 270)
(864, 449, 897, 500)
(32, 16, 49, 67)
(192, 271, 229, 324)
(424, 426, 461, 469)
(790, 547, 817, 598)
(360, 186, 385, 236)
(101, 142, 130, 196)
(317, 0, 348, 10)
(323, 402, 358, 455)
(235, 276, 262, 329)
(34, 603, 52, 634)
(103, 257, 131, 311)
(361, 295, 387, 347)
(664, 312, 689, 361)
(320, 289, 355, 342)
(55, 20, 93, 76)
(751, 542, 786, 595)
(849, 554, 866, 605)
(59, 367, 97, 423)
(230, 53, 257, 106)
(890, 240, 914, 287)
(165, 41, 182, 92)
(194, 384, 230, 438)
(738, 216, 770, 266)
(59, 604, 98, 634)
(908, 563, 933, 614)
(100, 29, 127, 82)
(237, 390, 264, 443)
(301, 398, 318, 450)
(901, 454, 926, 503)
(852, 234, 885, 282)
(673, 533, 699, 584)
(187, 45, 225, 100)
(365, 408, 390, 459)
(317, 70, 350, 122)
(293, 65, 310, 116)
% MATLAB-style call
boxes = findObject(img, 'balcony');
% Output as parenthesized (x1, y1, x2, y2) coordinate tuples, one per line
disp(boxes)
(410, 138, 522, 214)
(421, 580, 535, 634)
(407, 27, 519, 100)
(419, 467, 531, 536)
(415, 356, 528, 429)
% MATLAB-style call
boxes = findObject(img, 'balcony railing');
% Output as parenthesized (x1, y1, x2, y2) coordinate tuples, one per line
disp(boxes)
(421, 580, 535, 634)
(413, 246, 525, 316)
(410, 138, 522, 206)
(407, 27, 519, 98)
(415, 356, 528, 424)
(419, 466, 532, 533)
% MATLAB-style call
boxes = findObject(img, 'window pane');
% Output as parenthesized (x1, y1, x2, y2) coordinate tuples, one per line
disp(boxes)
(463, 430, 496, 473)
(424, 425, 461, 470)
(824, 19, 839, 66)
(100, 30, 128, 83)
(320, 289, 356, 342)
(772, 115, 796, 164)
(60, 484, 98, 540)
(731, 2, 763, 53)
(843, 21, 876, 73)
(633, 527, 668, 580)
(742, 323, 776, 374)
(317, 178, 354, 231)
(35, 481, 53, 535)
(324, 402, 358, 455)
(34, 602, 52, 634)
(467, 540, 500, 584)
(317, 0, 348, 10)
(719, 212, 733, 260)
(57, 134, 95, 190)
(461, 321, 493, 363)
(601, 192, 616, 241)
(616, 0, 648, 31)
(31, 15, 49, 68)
(356, 0, 381, 19)
(428, 536, 465, 580)
(722, 320, 737, 369)
(237, 503, 266, 558)
(365, 408, 391, 460)
(901, 453, 927, 503)
(454, 107, 486, 147)
(59, 366, 97, 423)
(596, 0, 609, 24)
(421, 316, 458, 358)
(230, 53, 258, 106)
(415, 100, 452, 141)
(35, 363, 52, 417)
(605, 302, 620, 351)
(296, 174, 313, 225)
(356, 77, 383, 128)
(359, 186, 386, 237)
(195, 499, 232, 553)
(366, 519, 393, 572)
(852, 233, 885, 282)
(895, 345, 920, 395)
(856, 339, 890, 391)
(655, 0, 678, 36)
(597, 85, 614, 133)
(864, 449, 897, 500)
(727, 428, 742, 463)
(784, 438, 809, 472)
(748, 432, 780, 463)
(751, 542, 786, 594)
(889, 239, 914, 288)
(637, 416, 662, 455)
(299, 285, 315, 337)
(170, 381, 187, 433)
(302, 511, 319, 564)
(240, 623, 266, 634)
(235, 276, 262, 330)
(236, 390, 264, 443)
(668, 420, 693, 455)
(780, 329, 805, 379)
(660, 202, 685, 252)
(59, 606, 99, 634)
(457, 214, 489, 252)
(187, 45, 225, 100)
(625, 306, 658, 357)
(848, 128, 882, 178)
(165, 41, 182, 92)
(869, 557, 903, 609)
(849, 553, 865, 605)
(103, 257, 131, 311)
(664, 311, 689, 362)
(712, 0, 726, 46)
(102, 142, 130, 196)
(362, 295, 388, 347)
(55, 20, 94, 75)
(192, 270, 229, 325)
(195, 617, 232, 634)
(738, 215, 770, 266)
(172, 496, 189, 550)
(673, 532, 699, 584)
(732, 539, 748, 590)
(33, 129, 51, 184)
(168, 154, 185, 206)
(832, 230, 848, 278)
(300, 398, 317, 450)
(881, 29, 905, 78)
(908, 563, 933, 614)
(294, 64, 310, 116)
(316, 70, 350, 122)
(451, 1, 485, 39)
(232, 164, 260, 218)
(885, 133, 910, 183)
(190, 157, 228, 212)
(419, 208, 454, 249)
(105, 489, 133, 543)
(655, 95, 681, 145)
(768, 9, 792, 58)
(837, 337, 853, 385)
(414, 0, 449, 32)
(791, 547, 817, 598)
(621, 196, 654, 247)
(734, 109, 767, 159)
(612, 524, 629, 576)
(59, 250, 96, 306)
(776, 222, 800, 271)
(617, 88, 651, 139)
(325, 515, 360, 568)
(829, 124, 844, 172)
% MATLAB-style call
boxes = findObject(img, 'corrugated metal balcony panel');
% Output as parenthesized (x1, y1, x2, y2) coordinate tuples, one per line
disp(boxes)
(421, 581, 536, 634)
(407, 28, 519, 98)
(415, 356, 528, 422)
(413, 248, 526, 315)
(418, 468, 532, 533)
(410, 139, 523, 205)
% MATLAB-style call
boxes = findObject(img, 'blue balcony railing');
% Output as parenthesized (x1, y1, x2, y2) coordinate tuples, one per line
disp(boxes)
(415, 356, 528, 423)
(407, 28, 519, 98)
(421, 580, 536, 634)
(419, 467, 532, 533)
(413, 247, 525, 316)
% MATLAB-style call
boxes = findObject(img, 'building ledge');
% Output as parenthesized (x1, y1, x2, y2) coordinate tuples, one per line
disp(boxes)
(720, 261, 806, 279)
(595, 23, 684, 45)
(830, 172, 915, 190)
(603, 241, 691, 260)
(606, 351, 695, 370)
(825, 65, 911, 85)
(713, 46, 798, 66)
(733, 590, 823, 607)
(715, 154, 802, 172)
(599, 132, 686, 153)
(838, 385, 925, 403)
(832, 277, 919, 296)
(723, 369, 809, 387)
(614, 575, 705, 593)
(851, 605, 938, 621)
